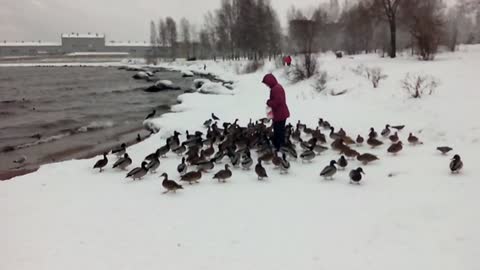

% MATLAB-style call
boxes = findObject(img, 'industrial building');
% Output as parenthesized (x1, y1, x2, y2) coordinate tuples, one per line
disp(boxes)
(0, 33, 171, 58)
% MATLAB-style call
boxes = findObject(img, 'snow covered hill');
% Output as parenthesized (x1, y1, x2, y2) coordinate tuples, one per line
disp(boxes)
(2, 46, 480, 270)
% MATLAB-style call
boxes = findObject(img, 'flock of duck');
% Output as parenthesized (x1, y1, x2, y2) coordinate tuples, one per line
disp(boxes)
(93, 113, 464, 194)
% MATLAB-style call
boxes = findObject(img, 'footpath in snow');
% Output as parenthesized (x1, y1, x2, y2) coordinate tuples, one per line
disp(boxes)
(1, 46, 480, 270)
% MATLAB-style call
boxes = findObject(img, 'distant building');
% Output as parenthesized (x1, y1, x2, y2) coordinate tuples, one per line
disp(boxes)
(0, 33, 171, 58)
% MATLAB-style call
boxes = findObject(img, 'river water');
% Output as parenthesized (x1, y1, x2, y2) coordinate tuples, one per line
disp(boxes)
(0, 66, 195, 179)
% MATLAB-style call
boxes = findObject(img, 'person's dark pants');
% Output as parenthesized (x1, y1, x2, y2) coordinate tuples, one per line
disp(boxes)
(272, 120, 286, 151)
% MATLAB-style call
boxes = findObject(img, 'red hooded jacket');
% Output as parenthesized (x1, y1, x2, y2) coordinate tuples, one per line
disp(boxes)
(263, 74, 290, 122)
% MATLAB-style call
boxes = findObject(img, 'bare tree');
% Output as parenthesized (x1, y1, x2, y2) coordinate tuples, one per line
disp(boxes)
(373, 0, 402, 58)
(165, 17, 178, 59)
(148, 20, 158, 63)
(158, 18, 167, 47)
(180, 18, 191, 58)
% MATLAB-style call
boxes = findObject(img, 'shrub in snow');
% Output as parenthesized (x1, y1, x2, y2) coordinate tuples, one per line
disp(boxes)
(239, 60, 264, 74)
(182, 70, 194, 77)
(335, 51, 343, 58)
(192, 79, 210, 90)
(198, 82, 234, 95)
(365, 67, 388, 88)
(155, 80, 173, 87)
(312, 71, 329, 93)
(401, 73, 439, 98)
(132, 71, 150, 80)
(287, 55, 318, 83)
(351, 64, 366, 77)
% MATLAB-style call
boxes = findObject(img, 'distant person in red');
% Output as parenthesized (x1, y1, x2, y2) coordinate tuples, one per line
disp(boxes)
(262, 73, 290, 151)
(283, 55, 292, 66)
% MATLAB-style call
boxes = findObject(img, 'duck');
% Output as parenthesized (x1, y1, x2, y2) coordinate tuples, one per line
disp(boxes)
(389, 132, 399, 143)
(241, 151, 253, 170)
(381, 125, 391, 137)
(111, 143, 127, 156)
(318, 118, 331, 129)
(368, 127, 378, 139)
(408, 133, 421, 145)
(292, 127, 301, 141)
(367, 137, 383, 148)
(449, 154, 463, 174)
(112, 153, 132, 170)
(341, 147, 360, 159)
(203, 119, 213, 128)
(126, 161, 149, 180)
(437, 146, 453, 155)
(196, 158, 215, 172)
(177, 157, 187, 175)
(349, 167, 365, 184)
(145, 109, 156, 120)
(313, 144, 329, 155)
(300, 138, 313, 151)
(145, 149, 160, 161)
(146, 156, 160, 173)
(255, 159, 268, 180)
(357, 153, 379, 165)
(387, 141, 403, 155)
(204, 142, 215, 157)
(356, 135, 364, 145)
(229, 151, 241, 167)
(337, 155, 348, 170)
(391, 125, 405, 131)
(213, 164, 233, 183)
(280, 145, 298, 159)
(338, 128, 346, 138)
(93, 153, 108, 172)
(329, 127, 342, 140)
(180, 169, 202, 184)
(272, 152, 283, 168)
(259, 150, 274, 163)
(172, 143, 187, 156)
(320, 160, 337, 180)
(157, 142, 170, 158)
(280, 153, 290, 174)
(300, 146, 316, 163)
(211, 113, 220, 121)
(161, 173, 183, 193)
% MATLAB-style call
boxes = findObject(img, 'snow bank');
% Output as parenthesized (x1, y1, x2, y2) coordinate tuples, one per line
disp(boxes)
(2, 45, 480, 270)
(181, 70, 194, 77)
(198, 81, 235, 95)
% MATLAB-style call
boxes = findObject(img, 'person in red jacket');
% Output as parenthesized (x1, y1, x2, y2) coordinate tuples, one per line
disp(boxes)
(262, 73, 290, 151)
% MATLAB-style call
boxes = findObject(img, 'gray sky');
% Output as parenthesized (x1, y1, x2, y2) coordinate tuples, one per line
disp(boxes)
(0, 0, 330, 43)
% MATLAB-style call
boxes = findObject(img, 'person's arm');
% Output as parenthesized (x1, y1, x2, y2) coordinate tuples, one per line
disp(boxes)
(267, 88, 279, 108)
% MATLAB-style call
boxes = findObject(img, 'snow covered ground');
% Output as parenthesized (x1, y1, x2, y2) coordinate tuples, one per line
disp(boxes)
(2, 46, 480, 270)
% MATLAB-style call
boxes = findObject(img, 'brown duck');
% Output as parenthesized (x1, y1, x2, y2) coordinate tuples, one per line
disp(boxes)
(389, 132, 399, 143)
(357, 153, 379, 165)
(255, 159, 268, 180)
(161, 173, 183, 193)
(356, 135, 364, 145)
(387, 141, 403, 155)
(180, 169, 202, 184)
(213, 164, 232, 183)
(408, 133, 422, 145)
(341, 147, 360, 159)
(367, 137, 384, 148)
(337, 155, 348, 170)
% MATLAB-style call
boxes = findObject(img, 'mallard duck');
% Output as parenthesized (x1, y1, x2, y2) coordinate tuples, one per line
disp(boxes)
(111, 143, 127, 156)
(313, 144, 329, 155)
(320, 160, 337, 180)
(172, 143, 187, 155)
(349, 167, 365, 184)
(203, 119, 213, 128)
(180, 169, 202, 184)
(408, 133, 421, 145)
(255, 159, 268, 180)
(368, 128, 378, 139)
(211, 113, 220, 121)
(389, 132, 399, 143)
(338, 155, 348, 170)
(204, 142, 215, 157)
(329, 127, 342, 140)
(145, 109, 156, 120)
(437, 146, 453, 155)
(241, 151, 253, 170)
(272, 152, 282, 168)
(292, 127, 301, 141)
(146, 156, 160, 173)
(300, 138, 313, 151)
(259, 150, 274, 163)
(126, 161, 149, 180)
(381, 125, 391, 137)
(161, 173, 183, 193)
(280, 153, 290, 174)
(450, 154, 463, 173)
(387, 141, 403, 155)
(367, 137, 383, 148)
(112, 153, 132, 170)
(338, 128, 346, 138)
(300, 146, 316, 163)
(319, 118, 331, 129)
(357, 153, 379, 165)
(196, 158, 215, 172)
(177, 157, 187, 175)
(331, 138, 347, 152)
(229, 151, 241, 167)
(356, 135, 364, 145)
(280, 145, 298, 159)
(157, 143, 170, 158)
(341, 147, 360, 159)
(213, 164, 232, 183)
(296, 120, 307, 131)
(93, 153, 108, 172)
(342, 136, 355, 145)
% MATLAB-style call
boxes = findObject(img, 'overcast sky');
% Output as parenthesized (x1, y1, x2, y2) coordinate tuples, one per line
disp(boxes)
(0, 0, 334, 42)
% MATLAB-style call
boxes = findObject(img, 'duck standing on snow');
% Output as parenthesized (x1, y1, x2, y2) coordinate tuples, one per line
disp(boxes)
(146, 155, 160, 173)
(280, 153, 290, 174)
(272, 152, 283, 168)
(320, 160, 337, 180)
(255, 159, 268, 180)
(408, 133, 421, 145)
(357, 153, 379, 165)
(449, 155, 463, 174)
(263, 73, 290, 151)
(241, 151, 253, 170)
(337, 155, 348, 170)
(367, 137, 383, 148)
(126, 161, 149, 180)
(213, 164, 233, 183)
(93, 153, 108, 172)
(389, 132, 399, 143)
(349, 168, 365, 184)
(212, 113, 220, 121)
(177, 157, 187, 175)
(300, 146, 316, 163)
(381, 125, 391, 137)
(145, 110, 156, 120)
(180, 169, 202, 184)
(111, 143, 127, 156)
(368, 128, 378, 139)
(356, 135, 364, 146)
(112, 153, 132, 170)
(161, 173, 183, 193)
(387, 141, 403, 155)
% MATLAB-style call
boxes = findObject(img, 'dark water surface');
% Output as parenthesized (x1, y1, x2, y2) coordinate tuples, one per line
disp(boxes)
(0, 66, 193, 179)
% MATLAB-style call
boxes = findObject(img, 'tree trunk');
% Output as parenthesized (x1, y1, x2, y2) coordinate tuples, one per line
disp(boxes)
(389, 17, 397, 58)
